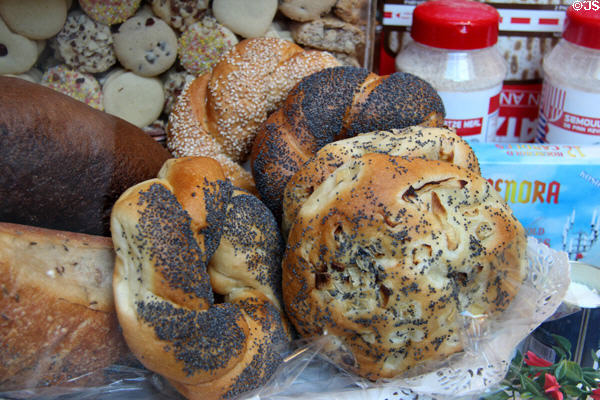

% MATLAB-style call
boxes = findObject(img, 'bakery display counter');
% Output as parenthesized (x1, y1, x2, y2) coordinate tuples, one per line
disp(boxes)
(1, 1, 599, 399)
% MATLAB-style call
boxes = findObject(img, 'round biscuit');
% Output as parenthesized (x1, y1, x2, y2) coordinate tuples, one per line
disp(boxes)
(0, 0, 67, 40)
(0, 18, 39, 74)
(103, 69, 165, 128)
(41, 65, 104, 110)
(113, 15, 178, 77)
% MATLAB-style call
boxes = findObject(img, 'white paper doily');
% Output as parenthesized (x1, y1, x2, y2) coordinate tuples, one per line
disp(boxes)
(250, 237, 571, 400)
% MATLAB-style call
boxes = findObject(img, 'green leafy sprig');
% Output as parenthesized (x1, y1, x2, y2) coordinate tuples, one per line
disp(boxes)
(485, 334, 600, 400)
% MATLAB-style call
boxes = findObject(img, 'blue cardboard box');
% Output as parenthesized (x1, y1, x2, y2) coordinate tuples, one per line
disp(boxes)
(470, 142, 600, 266)
(470, 142, 600, 365)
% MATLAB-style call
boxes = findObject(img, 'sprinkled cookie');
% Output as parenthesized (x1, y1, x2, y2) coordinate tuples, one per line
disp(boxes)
(177, 16, 238, 75)
(113, 15, 178, 77)
(0, 18, 40, 75)
(53, 10, 117, 74)
(103, 69, 164, 127)
(79, 0, 142, 25)
(0, 0, 68, 40)
(162, 67, 195, 114)
(212, 0, 277, 38)
(41, 65, 104, 110)
(151, 0, 209, 32)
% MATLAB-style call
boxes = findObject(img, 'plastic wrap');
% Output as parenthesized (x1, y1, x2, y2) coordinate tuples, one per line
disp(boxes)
(0, 237, 570, 400)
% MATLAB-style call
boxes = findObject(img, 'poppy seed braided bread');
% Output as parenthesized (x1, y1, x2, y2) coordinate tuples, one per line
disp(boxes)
(250, 66, 446, 220)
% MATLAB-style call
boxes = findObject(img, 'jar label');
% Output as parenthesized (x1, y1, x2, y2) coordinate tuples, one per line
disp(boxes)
(438, 84, 502, 143)
(496, 83, 543, 143)
(536, 81, 600, 144)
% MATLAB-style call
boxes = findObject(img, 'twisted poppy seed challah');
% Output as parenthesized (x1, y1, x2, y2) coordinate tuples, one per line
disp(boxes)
(282, 154, 528, 380)
(250, 66, 446, 220)
(166, 37, 340, 193)
(281, 126, 481, 238)
(110, 157, 290, 400)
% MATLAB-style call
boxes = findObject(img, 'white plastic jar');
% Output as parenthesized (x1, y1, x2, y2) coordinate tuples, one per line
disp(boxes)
(536, 1, 600, 144)
(395, 0, 507, 142)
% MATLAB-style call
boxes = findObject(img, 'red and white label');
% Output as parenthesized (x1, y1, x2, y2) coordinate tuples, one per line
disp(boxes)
(496, 83, 542, 143)
(536, 82, 600, 144)
(382, 3, 566, 33)
(440, 85, 502, 142)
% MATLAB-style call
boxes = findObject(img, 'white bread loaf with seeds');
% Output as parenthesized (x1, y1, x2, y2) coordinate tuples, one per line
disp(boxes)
(0, 222, 129, 390)
(166, 37, 340, 193)
(110, 156, 290, 400)
(282, 154, 528, 380)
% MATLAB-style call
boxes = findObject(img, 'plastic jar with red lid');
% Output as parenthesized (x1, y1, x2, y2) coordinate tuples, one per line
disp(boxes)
(536, 1, 600, 144)
(395, 0, 507, 142)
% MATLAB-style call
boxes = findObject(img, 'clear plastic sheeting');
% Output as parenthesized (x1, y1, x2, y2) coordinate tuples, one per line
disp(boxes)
(0, 237, 570, 400)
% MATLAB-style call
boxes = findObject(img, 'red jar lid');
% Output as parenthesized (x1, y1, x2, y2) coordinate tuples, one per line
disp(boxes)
(410, 0, 500, 50)
(563, 2, 600, 50)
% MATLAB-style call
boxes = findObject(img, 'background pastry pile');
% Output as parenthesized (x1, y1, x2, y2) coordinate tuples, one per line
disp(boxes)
(0, 0, 368, 142)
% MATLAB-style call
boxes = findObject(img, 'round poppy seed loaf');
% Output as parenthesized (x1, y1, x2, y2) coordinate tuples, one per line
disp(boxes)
(282, 154, 528, 380)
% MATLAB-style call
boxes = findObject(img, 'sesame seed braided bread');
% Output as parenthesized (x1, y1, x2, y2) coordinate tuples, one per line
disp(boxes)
(110, 156, 290, 400)
(281, 126, 480, 238)
(282, 153, 528, 380)
(249, 66, 446, 221)
(166, 37, 340, 194)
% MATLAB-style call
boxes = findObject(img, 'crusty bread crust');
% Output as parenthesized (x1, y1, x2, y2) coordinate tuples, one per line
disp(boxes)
(0, 222, 129, 390)
(281, 126, 480, 237)
(282, 154, 527, 380)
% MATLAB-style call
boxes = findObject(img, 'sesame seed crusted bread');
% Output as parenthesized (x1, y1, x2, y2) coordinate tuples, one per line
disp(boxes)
(250, 66, 445, 221)
(281, 126, 480, 238)
(282, 154, 528, 380)
(167, 37, 340, 192)
(110, 156, 290, 400)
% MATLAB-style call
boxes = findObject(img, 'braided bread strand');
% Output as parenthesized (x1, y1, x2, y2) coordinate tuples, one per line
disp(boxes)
(110, 157, 289, 400)
(167, 37, 340, 194)
(250, 66, 446, 221)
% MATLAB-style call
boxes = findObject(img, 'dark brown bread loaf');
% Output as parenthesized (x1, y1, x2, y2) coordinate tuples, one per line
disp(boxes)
(0, 76, 171, 236)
